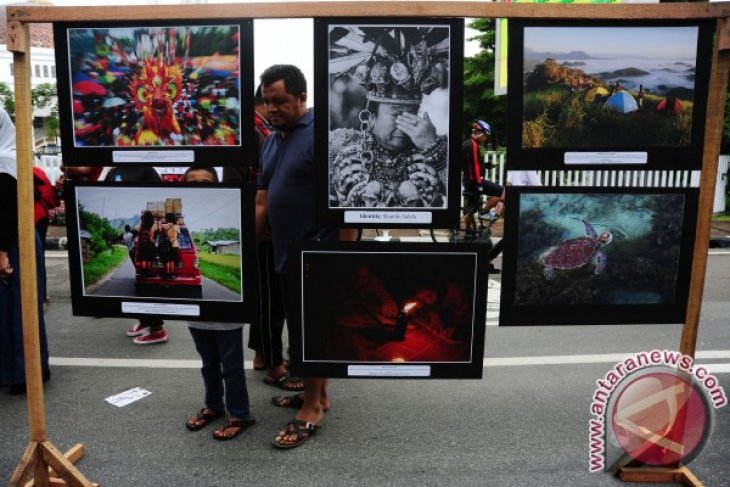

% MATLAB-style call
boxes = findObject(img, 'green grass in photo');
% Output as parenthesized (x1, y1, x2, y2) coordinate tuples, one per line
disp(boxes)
(198, 252, 241, 294)
(523, 89, 693, 149)
(83, 245, 128, 287)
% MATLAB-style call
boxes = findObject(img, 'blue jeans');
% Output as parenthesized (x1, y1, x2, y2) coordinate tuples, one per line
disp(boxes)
(189, 328, 252, 421)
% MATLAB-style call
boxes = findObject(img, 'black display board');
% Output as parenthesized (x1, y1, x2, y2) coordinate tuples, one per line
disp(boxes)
(499, 186, 699, 326)
(507, 20, 714, 170)
(315, 17, 464, 228)
(66, 181, 258, 322)
(287, 241, 488, 378)
(53, 19, 254, 168)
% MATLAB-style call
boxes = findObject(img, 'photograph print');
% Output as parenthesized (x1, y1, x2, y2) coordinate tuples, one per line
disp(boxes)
(507, 20, 713, 169)
(287, 241, 487, 378)
(66, 182, 257, 321)
(54, 20, 254, 166)
(499, 187, 698, 326)
(316, 18, 463, 227)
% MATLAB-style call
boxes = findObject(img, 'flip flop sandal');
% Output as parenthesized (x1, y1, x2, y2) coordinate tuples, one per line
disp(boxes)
(212, 417, 256, 441)
(271, 419, 321, 449)
(271, 394, 330, 412)
(263, 372, 304, 391)
(271, 393, 304, 409)
(185, 408, 224, 431)
(254, 359, 287, 371)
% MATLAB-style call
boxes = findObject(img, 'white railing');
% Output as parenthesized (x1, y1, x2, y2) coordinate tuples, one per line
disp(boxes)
(715, 155, 729, 213)
(485, 151, 727, 213)
(33, 152, 729, 214)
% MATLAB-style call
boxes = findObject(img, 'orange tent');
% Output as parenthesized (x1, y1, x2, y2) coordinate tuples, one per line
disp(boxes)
(656, 96, 682, 115)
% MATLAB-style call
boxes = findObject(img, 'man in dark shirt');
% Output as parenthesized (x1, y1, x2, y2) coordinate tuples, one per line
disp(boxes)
(223, 85, 300, 392)
(256, 64, 353, 449)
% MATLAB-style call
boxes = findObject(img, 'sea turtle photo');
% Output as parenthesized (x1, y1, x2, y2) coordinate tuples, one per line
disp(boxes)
(538, 219, 613, 280)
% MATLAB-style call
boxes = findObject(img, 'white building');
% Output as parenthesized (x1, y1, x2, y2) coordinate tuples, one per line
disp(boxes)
(0, 3, 57, 144)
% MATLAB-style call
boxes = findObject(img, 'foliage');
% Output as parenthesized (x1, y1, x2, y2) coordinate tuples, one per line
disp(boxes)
(187, 27, 237, 57)
(198, 252, 241, 294)
(0, 82, 58, 119)
(0, 82, 15, 115)
(463, 18, 507, 148)
(32, 83, 57, 109)
(522, 78, 692, 148)
(46, 113, 60, 140)
(82, 245, 128, 287)
(192, 227, 241, 251)
(78, 204, 118, 255)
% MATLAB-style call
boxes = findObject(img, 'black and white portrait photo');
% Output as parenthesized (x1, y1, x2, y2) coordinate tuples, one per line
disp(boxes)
(324, 21, 460, 210)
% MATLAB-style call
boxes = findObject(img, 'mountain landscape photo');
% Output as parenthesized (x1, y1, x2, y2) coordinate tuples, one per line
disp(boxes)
(521, 25, 700, 149)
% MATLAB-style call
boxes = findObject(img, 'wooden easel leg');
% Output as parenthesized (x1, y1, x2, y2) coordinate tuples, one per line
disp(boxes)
(21, 444, 95, 487)
(618, 466, 704, 487)
(32, 459, 49, 487)
(8, 442, 40, 486)
(10, 442, 96, 487)
(38, 442, 96, 487)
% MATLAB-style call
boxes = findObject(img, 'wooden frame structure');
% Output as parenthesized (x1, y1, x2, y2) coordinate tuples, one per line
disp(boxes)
(5, 2, 728, 486)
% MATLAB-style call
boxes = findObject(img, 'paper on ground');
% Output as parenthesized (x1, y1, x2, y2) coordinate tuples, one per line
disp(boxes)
(105, 387, 152, 407)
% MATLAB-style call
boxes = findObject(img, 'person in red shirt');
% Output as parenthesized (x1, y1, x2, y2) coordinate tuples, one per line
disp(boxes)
(461, 120, 504, 238)
(33, 166, 60, 301)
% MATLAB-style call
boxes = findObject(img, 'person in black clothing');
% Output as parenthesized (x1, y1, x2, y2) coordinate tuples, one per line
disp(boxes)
(0, 107, 51, 394)
(223, 85, 302, 392)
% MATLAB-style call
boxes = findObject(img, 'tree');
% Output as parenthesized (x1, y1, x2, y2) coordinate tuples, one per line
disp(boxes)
(46, 110, 60, 141)
(78, 204, 117, 256)
(463, 18, 507, 148)
(0, 82, 58, 118)
(0, 82, 15, 115)
(31, 82, 57, 109)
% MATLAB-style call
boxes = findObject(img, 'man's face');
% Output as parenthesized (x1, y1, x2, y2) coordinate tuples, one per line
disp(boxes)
(473, 130, 488, 144)
(372, 103, 418, 153)
(262, 80, 307, 130)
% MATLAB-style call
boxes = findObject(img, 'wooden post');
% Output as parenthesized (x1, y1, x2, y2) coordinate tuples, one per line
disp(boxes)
(617, 18, 730, 487)
(679, 20, 730, 358)
(7, 14, 95, 487)
(2, 3, 728, 486)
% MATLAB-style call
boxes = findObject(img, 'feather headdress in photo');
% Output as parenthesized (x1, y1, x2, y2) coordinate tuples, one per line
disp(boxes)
(329, 25, 450, 105)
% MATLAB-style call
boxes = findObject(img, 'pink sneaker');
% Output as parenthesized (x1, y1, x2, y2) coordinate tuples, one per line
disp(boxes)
(126, 322, 148, 337)
(132, 328, 168, 345)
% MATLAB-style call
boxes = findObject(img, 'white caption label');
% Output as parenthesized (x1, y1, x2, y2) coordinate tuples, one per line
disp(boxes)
(122, 302, 200, 316)
(344, 211, 433, 224)
(113, 150, 195, 164)
(564, 152, 648, 165)
(347, 365, 431, 377)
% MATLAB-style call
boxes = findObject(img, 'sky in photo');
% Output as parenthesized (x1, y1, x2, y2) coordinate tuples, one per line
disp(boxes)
(76, 186, 242, 232)
(525, 26, 698, 59)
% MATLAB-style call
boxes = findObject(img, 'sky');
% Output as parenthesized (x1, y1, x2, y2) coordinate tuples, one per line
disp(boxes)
(525, 26, 699, 59)
(1, 0, 481, 104)
(76, 185, 242, 232)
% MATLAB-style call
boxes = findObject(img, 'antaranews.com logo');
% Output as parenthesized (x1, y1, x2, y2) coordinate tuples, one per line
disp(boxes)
(588, 349, 727, 472)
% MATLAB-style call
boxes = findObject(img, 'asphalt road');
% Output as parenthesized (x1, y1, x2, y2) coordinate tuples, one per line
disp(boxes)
(89, 257, 241, 301)
(1, 249, 729, 486)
